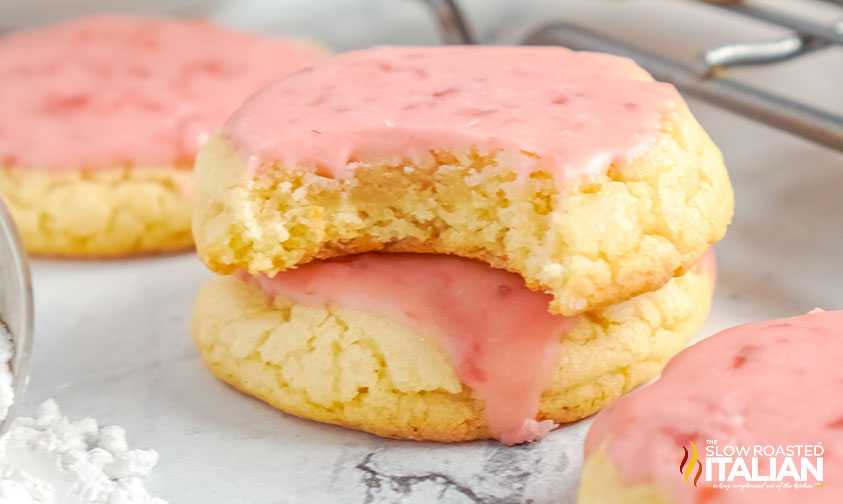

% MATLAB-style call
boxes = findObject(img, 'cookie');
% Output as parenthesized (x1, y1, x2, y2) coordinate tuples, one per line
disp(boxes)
(192, 46, 732, 315)
(0, 15, 326, 256)
(192, 252, 714, 444)
(579, 310, 842, 503)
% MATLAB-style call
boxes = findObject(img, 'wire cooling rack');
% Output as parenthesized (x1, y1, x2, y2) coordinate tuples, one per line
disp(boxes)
(423, 0, 843, 152)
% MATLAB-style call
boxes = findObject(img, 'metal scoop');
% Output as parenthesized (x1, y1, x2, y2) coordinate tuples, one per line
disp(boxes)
(0, 196, 33, 436)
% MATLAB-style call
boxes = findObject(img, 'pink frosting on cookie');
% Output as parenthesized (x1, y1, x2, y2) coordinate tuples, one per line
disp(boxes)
(246, 253, 572, 445)
(222, 46, 680, 185)
(585, 310, 843, 503)
(0, 15, 326, 170)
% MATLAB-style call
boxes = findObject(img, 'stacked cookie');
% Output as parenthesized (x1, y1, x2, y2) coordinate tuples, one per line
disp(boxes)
(191, 46, 733, 444)
(0, 15, 326, 256)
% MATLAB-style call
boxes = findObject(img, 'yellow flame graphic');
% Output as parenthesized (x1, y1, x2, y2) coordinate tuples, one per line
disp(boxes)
(683, 441, 699, 483)
(679, 441, 703, 486)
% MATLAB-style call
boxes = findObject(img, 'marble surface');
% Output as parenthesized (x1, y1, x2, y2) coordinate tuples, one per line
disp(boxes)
(13, 0, 843, 502)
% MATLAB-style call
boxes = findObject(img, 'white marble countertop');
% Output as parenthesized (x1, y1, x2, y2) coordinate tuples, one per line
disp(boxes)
(14, 0, 843, 502)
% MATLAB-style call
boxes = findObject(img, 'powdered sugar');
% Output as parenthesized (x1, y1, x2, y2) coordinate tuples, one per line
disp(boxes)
(0, 400, 166, 503)
(0, 303, 163, 501)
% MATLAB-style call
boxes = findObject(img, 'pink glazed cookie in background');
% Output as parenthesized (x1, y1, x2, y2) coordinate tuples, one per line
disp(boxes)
(0, 15, 327, 256)
(579, 310, 843, 503)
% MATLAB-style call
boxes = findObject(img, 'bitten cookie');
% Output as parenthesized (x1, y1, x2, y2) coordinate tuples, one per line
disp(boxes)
(193, 46, 733, 315)
(579, 310, 842, 504)
(192, 252, 714, 444)
(0, 15, 326, 256)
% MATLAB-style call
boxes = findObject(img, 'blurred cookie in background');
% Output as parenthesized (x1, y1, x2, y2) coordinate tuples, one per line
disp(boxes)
(0, 15, 326, 256)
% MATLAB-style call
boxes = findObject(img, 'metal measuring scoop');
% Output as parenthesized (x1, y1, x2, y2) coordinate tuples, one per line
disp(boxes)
(0, 196, 33, 436)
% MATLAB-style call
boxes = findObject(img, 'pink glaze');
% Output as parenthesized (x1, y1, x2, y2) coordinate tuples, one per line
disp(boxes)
(0, 15, 326, 170)
(248, 253, 572, 445)
(222, 46, 681, 185)
(585, 310, 843, 503)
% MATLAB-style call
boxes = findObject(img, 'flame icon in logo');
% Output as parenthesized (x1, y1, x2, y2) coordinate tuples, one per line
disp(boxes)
(680, 441, 703, 487)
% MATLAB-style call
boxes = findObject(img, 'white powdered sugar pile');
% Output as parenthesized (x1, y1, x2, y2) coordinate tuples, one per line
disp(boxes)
(0, 324, 165, 503)
(0, 401, 166, 504)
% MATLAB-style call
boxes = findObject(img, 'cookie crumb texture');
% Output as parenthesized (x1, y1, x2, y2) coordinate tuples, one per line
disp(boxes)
(192, 265, 712, 442)
(0, 167, 192, 256)
(194, 105, 732, 315)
